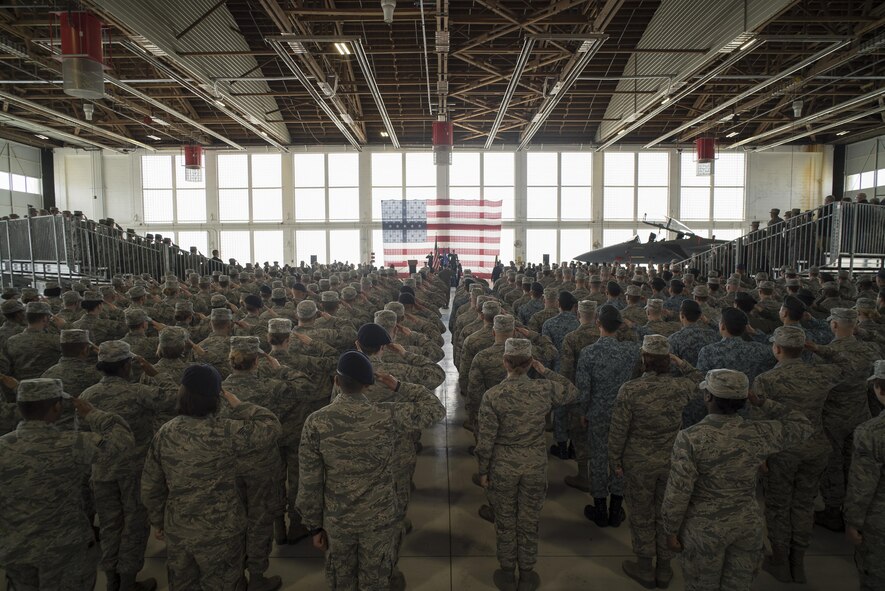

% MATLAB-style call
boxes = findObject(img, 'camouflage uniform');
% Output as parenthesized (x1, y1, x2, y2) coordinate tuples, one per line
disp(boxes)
(662, 394, 813, 591)
(638, 319, 681, 337)
(845, 408, 885, 591)
(1, 381, 134, 591)
(298, 382, 445, 590)
(3, 327, 61, 380)
(476, 363, 578, 573)
(608, 365, 703, 566)
(122, 332, 159, 383)
(142, 401, 281, 591)
(466, 342, 507, 431)
(576, 336, 641, 499)
(542, 311, 581, 445)
(80, 369, 171, 578)
(72, 312, 123, 345)
(667, 324, 720, 366)
(517, 298, 544, 327)
(528, 307, 559, 334)
(458, 324, 495, 392)
(0, 318, 25, 350)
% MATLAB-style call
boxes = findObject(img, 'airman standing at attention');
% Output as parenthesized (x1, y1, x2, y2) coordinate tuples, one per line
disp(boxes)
(475, 338, 578, 591)
(661, 369, 813, 591)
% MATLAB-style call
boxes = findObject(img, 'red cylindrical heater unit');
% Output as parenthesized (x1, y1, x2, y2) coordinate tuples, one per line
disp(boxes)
(59, 11, 105, 99)
(432, 120, 454, 166)
(182, 145, 203, 182)
(695, 137, 716, 176)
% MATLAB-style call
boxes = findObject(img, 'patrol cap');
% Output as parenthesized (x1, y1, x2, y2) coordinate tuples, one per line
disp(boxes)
(589, 275, 602, 284)
(783, 266, 797, 275)
(26, 301, 51, 315)
(641, 334, 670, 355)
(318, 279, 331, 291)
(62, 291, 83, 305)
(210, 294, 230, 308)
(597, 304, 622, 325)
(321, 291, 339, 303)
(271, 288, 287, 300)
(522, 276, 533, 285)
(493, 314, 515, 332)
(626, 285, 642, 297)
(127, 286, 146, 299)
(646, 298, 663, 311)
(174, 301, 194, 314)
(336, 351, 375, 386)
(692, 285, 710, 298)
(98, 340, 134, 363)
(198, 276, 211, 286)
(1, 299, 24, 314)
(82, 291, 104, 303)
(770, 325, 806, 348)
(785, 278, 800, 287)
(385, 302, 406, 318)
(266, 318, 292, 335)
(296, 300, 317, 319)
(482, 300, 502, 316)
(827, 308, 858, 323)
(219, 275, 230, 283)
(821, 281, 838, 291)
(855, 298, 876, 312)
(700, 369, 749, 400)
(541, 287, 557, 300)
(578, 300, 597, 315)
(159, 326, 188, 346)
(21, 287, 38, 299)
(838, 269, 850, 279)
(707, 277, 720, 286)
(2, 286, 20, 298)
(397, 292, 416, 305)
(210, 307, 232, 321)
(470, 285, 484, 296)
(504, 337, 532, 357)
(759, 281, 776, 291)
(868, 359, 885, 382)
(357, 323, 392, 348)
(60, 329, 92, 344)
(616, 268, 627, 277)
(163, 280, 179, 291)
(230, 336, 261, 354)
(374, 310, 397, 332)
(17, 378, 70, 402)
(631, 274, 644, 283)
(341, 287, 357, 301)
(726, 276, 741, 286)
(125, 308, 150, 325)
(181, 363, 222, 396)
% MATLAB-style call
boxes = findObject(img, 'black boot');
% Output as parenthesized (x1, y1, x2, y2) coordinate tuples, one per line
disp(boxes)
(584, 497, 608, 527)
(567, 441, 576, 459)
(549, 441, 568, 459)
(609, 495, 626, 527)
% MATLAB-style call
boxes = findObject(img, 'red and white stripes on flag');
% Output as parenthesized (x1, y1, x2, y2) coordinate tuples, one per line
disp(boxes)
(382, 198, 502, 278)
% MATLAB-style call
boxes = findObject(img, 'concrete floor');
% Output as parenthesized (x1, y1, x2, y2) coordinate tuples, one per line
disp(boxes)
(6, 300, 861, 590)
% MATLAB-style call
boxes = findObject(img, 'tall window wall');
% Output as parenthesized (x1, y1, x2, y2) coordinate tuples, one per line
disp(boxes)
(138, 148, 751, 266)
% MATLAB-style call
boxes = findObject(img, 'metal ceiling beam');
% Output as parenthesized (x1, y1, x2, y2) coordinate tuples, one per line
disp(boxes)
(0, 111, 119, 151)
(485, 38, 535, 149)
(351, 39, 400, 148)
(750, 105, 885, 151)
(643, 37, 850, 148)
(728, 86, 885, 149)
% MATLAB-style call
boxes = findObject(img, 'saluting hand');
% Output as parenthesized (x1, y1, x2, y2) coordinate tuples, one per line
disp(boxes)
(312, 530, 328, 551)
(846, 526, 863, 546)
(71, 397, 94, 418)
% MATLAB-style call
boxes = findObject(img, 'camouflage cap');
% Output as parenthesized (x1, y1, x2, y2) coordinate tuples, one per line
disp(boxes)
(98, 340, 134, 363)
(470, 285, 484, 296)
(159, 326, 188, 346)
(210, 307, 232, 321)
(578, 300, 597, 315)
(318, 279, 331, 291)
(706, 277, 720, 285)
(482, 300, 502, 316)
(296, 299, 318, 319)
(782, 266, 796, 275)
(504, 337, 532, 357)
(163, 280, 179, 291)
(16, 378, 70, 402)
(267, 318, 292, 334)
(522, 276, 533, 285)
(21, 287, 38, 298)
(198, 276, 211, 286)
(307, 283, 319, 292)
(616, 268, 627, 277)
(827, 307, 858, 322)
(60, 329, 92, 344)
(174, 301, 194, 313)
(626, 285, 642, 297)
(210, 294, 229, 308)
(759, 281, 776, 290)
(869, 359, 885, 382)
(589, 275, 602, 284)
(341, 287, 357, 301)
(403, 278, 416, 288)
(230, 336, 261, 354)
(385, 302, 405, 318)
(25, 301, 51, 315)
(493, 314, 515, 332)
(700, 368, 749, 400)
(219, 275, 230, 283)
(641, 334, 670, 355)
(809, 266, 820, 274)
(855, 298, 876, 311)
(82, 291, 103, 303)
(2, 286, 20, 297)
(127, 286, 146, 299)
(321, 291, 340, 303)
(821, 281, 838, 290)
(726, 276, 741, 286)
(631, 274, 644, 283)
(1, 299, 24, 314)
(692, 285, 709, 297)
(543, 287, 558, 299)
(646, 298, 664, 311)
(785, 278, 800, 287)
(838, 269, 850, 278)
(268, 288, 284, 300)
(770, 325, 806, 348)
(72, 282, 87, 292)
(374, 310, 397, 332)
(125, 308, 149, 325)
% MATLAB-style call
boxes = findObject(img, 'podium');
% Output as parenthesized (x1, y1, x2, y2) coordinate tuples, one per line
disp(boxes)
(407, 259, 418, 274)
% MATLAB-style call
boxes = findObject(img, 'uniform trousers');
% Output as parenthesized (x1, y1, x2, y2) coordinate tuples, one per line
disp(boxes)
(93, 472, 151, 574)
(487, 457, 547, 571)
(324, 525, 397, 591)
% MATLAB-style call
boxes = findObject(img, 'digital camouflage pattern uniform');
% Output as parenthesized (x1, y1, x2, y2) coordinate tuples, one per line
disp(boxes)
(662, 397, 813, 591)
(298, 384, 445, 590)
(2, 327, 62, 380)
(1, 394, 134, 591)
(142, 401, 281, 591)
(475, 366, 578, 572)
(667, 324, 720, 367)
(542, 310, 580, 445)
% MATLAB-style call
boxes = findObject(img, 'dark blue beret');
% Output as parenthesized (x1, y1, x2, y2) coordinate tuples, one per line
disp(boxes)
(357, 323, 392, 348)
(337, 351, 375, 385)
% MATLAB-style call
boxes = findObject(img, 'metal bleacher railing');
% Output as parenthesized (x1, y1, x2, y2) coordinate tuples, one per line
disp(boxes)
(678, 202, 885, 276)
(0, 214, 223, 287)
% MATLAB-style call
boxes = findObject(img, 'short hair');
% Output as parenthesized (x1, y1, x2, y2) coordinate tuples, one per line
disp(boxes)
(176, 383, 219, 418)
(159, 342, 186, 359)
(503, 353, 532, 370)
(3, 311, 22, 321)
(597, 313, 622, 333)
(720, 308, 748, 336)
(336, 373, 366, 394)
(174, 311, 192, 323)
(26, 312, 50, 324)
(211, 318, 231, 330)
(710, 394, 746, 415)
(268, 333, 289, 346)
(642, 352, 670, 375)
(96, 358, 130, 375)
(670, 283, 684, 295)
(607, 282, 622, 297)
(18, 398, 60, 420)
(229, 350, 258, 371)
(60, 342, 90, 357)
(781, 304, 804, 322)
(359, 343, 382, 356)
(81, 300, 102, 312)
(777, 345, 804, 358)
(321, 301, 338, 313)
(680, 301, 702, 322)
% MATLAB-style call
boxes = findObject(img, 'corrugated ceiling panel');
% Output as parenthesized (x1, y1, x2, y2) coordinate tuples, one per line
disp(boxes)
(596, 0, 792, 141)
(92, 0, 290, 143)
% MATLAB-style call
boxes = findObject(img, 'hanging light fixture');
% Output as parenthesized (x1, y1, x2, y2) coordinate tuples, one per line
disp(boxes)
(381, 0, 396, 24)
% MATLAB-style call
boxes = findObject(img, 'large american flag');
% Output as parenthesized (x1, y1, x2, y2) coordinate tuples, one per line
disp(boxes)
(382, 198, 502, 278)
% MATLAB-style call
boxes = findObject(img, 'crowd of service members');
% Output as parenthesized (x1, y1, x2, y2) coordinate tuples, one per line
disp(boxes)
(0, 258, 883, 591)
